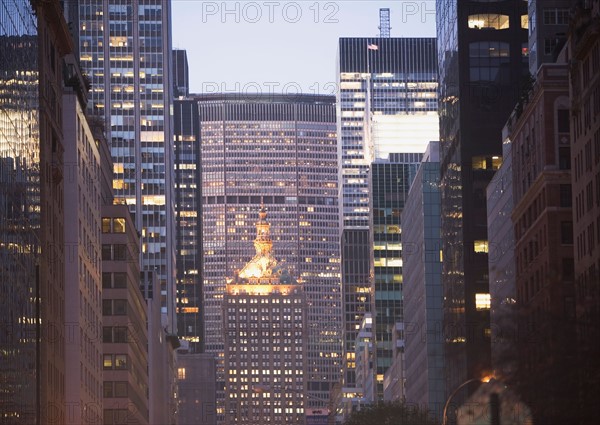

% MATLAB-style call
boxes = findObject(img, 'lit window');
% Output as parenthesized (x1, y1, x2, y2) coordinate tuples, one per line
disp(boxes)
(474, 240, 489, 253)
(177, 368, 186, 380)
(476, 293, 491, 310)
(113, 218, 126, 233)
(521, 15, 528, 29)
(468, 14, 510, 30)
(102, 218, 111, 233)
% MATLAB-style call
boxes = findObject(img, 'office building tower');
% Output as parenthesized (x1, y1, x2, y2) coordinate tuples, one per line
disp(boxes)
(509, 62, 574, 424)
(191, 93, 340, 415)
(71, 0, 177, 331)
(527, 0, 571, 75)
(173, 99, 203, 352)
(1, 1, 72, 422)
(402, 142, 444, 420)
(337, 37, 438, 228)
(486, 123, 516, 377)
(437, 0, 528, 399)
(382, 321, 404, 403)
(63, 64, 103, 424)
(102, 205, 149, 424)
(354, 314, 374, 403)
(337, 37, 438, 388)
(177, 353, 217, 425)
(370, 153, 421, 398)
(0, 5, 39, 422)
(173, 49, 189, 97)
(568, 2, 600, 423)
(143, 270, 181, 425)
(223, 207, 305, 425)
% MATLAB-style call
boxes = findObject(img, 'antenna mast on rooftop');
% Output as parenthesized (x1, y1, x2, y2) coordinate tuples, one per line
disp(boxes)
(379, 8, 391, 38)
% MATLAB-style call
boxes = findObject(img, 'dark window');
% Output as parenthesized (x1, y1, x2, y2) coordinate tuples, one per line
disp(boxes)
(113, 272, 127, 288)
(103, 327, 112, 343)
(101, 245, 112, 261)
(113, 244, 127, 261)
(559, 147, 571, 170)
(103, 382, 113, 398)
(113, 299, 127, 315)
(114, 327, 128, 343)
(114, 382, 128, 398)
(561, 221, 574, 244)
(560, 184, 572, 207)
(557, 109, 570, 132)
(102, 273, 112, 289)
(102, 300, 112, 316)
(544, 38, 559, 55)
(562, 258, 574, 281)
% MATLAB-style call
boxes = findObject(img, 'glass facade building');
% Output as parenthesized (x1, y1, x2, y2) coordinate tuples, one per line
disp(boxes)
(370, 153, 421, 398)
(193, 93, 341, 415)
(337, 37, 438, 388)
(436, 0, 528, 399)
(174, 99, 203, 352)
(71, 0, 177, 330)
(1, 1, 72, 422)
(486, 128, 515, 377)
(0, 4, 39, 422)
(337, 37, 438, 228)
(402, 143, 445, 419)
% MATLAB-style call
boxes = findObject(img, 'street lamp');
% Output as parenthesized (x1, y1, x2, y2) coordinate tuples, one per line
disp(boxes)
(441, 375, 494, 425)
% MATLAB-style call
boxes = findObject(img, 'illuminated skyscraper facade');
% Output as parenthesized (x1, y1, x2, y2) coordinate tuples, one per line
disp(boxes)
(174, 99, 203, 352)
(0, 5, 40, 422)
(336, 37, 438, 387)
(195, 93, 341, 416)
(70, 0, 177, 329)
(437, 0, 528, 398)
(370, 153, 421, 398)
(1, 1, 73, 422)
(337, 37, 438, 228)
(223, 207, 305, 425)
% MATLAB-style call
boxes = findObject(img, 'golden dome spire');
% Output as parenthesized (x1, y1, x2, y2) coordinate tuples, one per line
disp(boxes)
(254, 203, 272, 256)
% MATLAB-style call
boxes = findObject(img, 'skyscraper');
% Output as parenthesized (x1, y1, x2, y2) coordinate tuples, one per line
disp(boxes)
(336, 37, 438, 388)
(185, 93, 341, 416)
(223, 206, 305, 425)
(568, 2, 600, 422)
(436, 0, 528, 399)
(1, 1, 73, 422)
(402, 142, 445, 419)
(337, 37, 438, 228)
(527, 0, 571, 75)
(173, 98, 203, 353)
(101, 205, 148, 425)
(173, 49, 189, 97)
(370, 153, 421, 398)
(69, 0, 177, 330)
(63, 68, 103, 425)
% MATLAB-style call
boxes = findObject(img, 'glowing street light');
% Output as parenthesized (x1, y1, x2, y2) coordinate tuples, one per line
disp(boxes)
(442, 374, 494, 425)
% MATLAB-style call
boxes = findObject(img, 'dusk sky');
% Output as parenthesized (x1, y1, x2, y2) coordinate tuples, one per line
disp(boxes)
(172, 1, 437, 94)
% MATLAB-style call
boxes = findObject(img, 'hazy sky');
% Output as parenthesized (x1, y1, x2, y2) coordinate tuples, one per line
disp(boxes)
(172, 1, 437, 94)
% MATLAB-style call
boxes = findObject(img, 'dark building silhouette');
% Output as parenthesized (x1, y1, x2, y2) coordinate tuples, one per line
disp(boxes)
(173, 49, 189, 97)
(436, 0, 528, 403)
(568, 1, 600, 423)
(173, 99, 203, 354)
